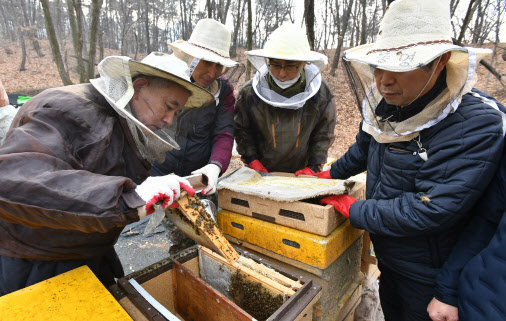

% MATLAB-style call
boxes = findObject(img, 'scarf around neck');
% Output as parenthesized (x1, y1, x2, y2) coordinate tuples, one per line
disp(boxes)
(267, 69, 307, 98)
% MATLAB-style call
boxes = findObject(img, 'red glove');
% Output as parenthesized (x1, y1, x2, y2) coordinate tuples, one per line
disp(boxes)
(144, 181, 196, 213)
(315, 170, 332, 179)
(166, 181, 196, 209)
(136, 175, 196, 217)
(319, 194, 357, 219)
(248, 160, 269, 173)
(295, 167, 316, 176)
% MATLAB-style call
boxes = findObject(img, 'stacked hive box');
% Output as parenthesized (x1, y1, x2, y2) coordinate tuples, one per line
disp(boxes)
(217, 173, 367, 321)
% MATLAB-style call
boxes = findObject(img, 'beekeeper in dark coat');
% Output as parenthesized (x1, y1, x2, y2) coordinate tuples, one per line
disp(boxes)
(0, 52, 213, 295)
(152, 19, 240, 196)
(307, 0, 506, 320)
(234, 23, 336, 174)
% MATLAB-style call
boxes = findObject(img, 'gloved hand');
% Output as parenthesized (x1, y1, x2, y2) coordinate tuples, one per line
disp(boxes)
(315, 170, 332, 179)
(135, 175, 195, 219)
(248, 159, 269, 173)
(319, 194, 357, 219)
(294, 167, 316, 176)
(192, 164, 221, 195)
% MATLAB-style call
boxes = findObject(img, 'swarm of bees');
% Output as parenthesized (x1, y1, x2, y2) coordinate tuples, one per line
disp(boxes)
(229, 271, 283, 321)
(181, 195, 217, 235)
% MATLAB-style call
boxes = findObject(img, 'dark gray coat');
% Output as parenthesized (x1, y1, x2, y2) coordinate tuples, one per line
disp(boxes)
(234, 80, 336, 172)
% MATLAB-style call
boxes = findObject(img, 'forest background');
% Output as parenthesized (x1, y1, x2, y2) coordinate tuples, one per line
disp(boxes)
(0, 0, 505, 159)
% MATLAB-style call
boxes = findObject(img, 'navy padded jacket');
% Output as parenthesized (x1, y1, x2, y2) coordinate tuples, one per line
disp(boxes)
(330, 89, 505, 285)
(434, 94, 506, 320)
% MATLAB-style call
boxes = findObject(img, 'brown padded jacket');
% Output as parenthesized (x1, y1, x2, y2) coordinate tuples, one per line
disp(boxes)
(0, 84, 147, 260)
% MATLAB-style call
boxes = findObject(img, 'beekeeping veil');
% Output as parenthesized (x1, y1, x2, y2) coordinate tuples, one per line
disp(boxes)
(245, 23, 328, 110)
(90, 53, 214, 164)
(343, 0, 492, 143)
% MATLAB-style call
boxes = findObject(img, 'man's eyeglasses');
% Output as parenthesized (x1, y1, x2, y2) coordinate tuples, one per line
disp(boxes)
(268, 63, 302, 73)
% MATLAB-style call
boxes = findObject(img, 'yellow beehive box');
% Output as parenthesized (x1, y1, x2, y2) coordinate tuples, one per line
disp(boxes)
(0, 265, 132, 321)
(217, 209, 364, 269)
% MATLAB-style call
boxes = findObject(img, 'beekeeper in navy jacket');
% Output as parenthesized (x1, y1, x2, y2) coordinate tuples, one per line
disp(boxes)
(303, 0, 506, 320)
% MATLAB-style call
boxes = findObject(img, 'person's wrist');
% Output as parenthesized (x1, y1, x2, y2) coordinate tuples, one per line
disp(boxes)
(137, 206, 148, 219)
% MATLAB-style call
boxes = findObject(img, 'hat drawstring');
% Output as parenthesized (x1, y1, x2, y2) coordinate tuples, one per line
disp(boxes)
(404, 55, 443, 107)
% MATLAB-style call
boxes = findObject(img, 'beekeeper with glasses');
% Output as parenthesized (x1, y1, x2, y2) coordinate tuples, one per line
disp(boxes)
(234, 23, 336, 174)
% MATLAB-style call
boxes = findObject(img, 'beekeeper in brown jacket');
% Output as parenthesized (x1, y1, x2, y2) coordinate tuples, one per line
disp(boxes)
(234, 23, 336, 174)
(0, 53, 213, 295)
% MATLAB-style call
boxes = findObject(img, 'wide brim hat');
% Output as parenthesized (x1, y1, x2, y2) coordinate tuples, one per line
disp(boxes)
(128, 52, 214, 108)
(168, 19, 238, 68)
(246, 23, 328, 71)
(343, 0, 489, 72)
(91, 53, 214, 151)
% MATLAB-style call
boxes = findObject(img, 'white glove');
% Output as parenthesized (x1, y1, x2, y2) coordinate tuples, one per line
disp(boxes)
(135, 175, 195, 219)
(192, 164, 221, 195)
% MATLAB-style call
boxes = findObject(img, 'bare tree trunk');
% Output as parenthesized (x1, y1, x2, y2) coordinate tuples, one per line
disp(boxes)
(0, 2, 15, 41)
(119, 1, 133, 56)
(331, 0, 353, 76)
(457, 0, 479, 44)
(75, 1, 88, 57)
(381, 0, 387, 12)
(19, 0, 30, 25)
(353, 1, 360, 46)
(134, 31, 139, 60)
(246, 0, 252, 81)
(10, 0, 30, 69)
(67, 0, 86, 82)
(18, 28, 27, 71)
(304, 0, 315, 50)
(88, 0, 103, 80)
(207, 0, 212, 18)
(152, 13, 159, 51)
(180, 0, 188, 39)
(485, 0, 504, 90)
(32, 38, 44, 57)
(40, 0, 72, 85)
(322, 0, 329, 49)
(472, 1, 483, 43)
(450, 0, 461, 17)
(230, 0, 243, 58)
(221, 0, 232, 23)
(99, 24, 104, 61)
(19, 0, 43, 58)
(359, 0, 366, 45)
(144, 0, 150, 53)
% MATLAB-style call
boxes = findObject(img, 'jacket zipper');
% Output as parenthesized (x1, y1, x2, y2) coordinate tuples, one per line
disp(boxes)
(371, 146, 385, 198)
(296, 120, 301, 148)
(295, 109, 302, 148)
(271, 120, 277, 148)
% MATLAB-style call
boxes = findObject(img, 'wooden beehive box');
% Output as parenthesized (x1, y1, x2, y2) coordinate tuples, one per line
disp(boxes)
(218, 173, 366, 236)
(111, 246, 321, 321)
